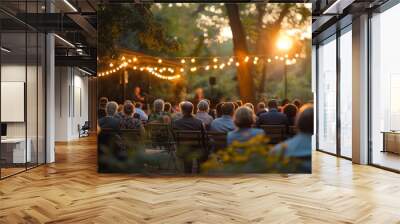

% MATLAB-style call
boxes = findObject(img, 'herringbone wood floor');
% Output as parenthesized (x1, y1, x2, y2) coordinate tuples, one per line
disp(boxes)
(1, 136, 400, 224)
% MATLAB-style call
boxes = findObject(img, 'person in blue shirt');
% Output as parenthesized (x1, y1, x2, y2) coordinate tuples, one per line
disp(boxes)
(227, 106, 265, 145)
(272, 104, 313, 173)
(134, 102, 148, 121)
(210, 102, 235, 133)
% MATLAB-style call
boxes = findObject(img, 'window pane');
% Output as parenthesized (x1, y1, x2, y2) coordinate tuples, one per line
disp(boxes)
(317, 37, 337, 154)
(340, 29, 352, 158)
(371, 4, 400, 171)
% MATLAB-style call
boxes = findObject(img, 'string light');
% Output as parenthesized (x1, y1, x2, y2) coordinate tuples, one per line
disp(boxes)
(99, 53, 302, 80)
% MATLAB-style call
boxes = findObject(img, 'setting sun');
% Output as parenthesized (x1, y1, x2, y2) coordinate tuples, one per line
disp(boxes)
(276, 35, 293, 51)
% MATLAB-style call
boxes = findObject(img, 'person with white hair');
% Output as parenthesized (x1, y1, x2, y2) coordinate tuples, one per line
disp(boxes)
(227, 106, 264, 145)
(195, 99, 214, 129)
(98, 101, 120, 130)
(148, 99, 170, 123)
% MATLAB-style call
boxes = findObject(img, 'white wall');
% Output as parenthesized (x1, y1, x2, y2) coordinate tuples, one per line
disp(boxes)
(55, 67, 89, 141)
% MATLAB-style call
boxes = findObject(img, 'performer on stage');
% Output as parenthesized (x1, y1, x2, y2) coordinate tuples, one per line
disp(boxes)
(133, 86, 145, 104)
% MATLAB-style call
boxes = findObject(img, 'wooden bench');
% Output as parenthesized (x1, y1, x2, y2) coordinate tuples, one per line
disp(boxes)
(259, 125, 287, 144)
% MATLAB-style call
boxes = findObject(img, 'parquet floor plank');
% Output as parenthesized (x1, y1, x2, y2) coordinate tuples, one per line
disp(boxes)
(1, 136, 400, 223)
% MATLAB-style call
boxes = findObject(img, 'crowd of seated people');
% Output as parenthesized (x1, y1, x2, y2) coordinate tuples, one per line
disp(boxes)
(98, 95, 312, 173)
(98, 96, 307, 139)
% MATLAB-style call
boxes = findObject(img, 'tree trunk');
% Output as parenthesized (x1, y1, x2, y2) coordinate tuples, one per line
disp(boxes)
(226, 4, 255, 103)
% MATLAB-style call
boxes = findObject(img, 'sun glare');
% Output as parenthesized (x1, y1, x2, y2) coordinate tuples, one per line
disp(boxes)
(276, 35, 293, 51)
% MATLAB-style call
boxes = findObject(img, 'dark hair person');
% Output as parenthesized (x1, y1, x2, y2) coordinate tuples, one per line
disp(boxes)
(120, 102, 143, 130)
(292, 99, 302, 109)
(210, 102, 235, 133)
(256, 99, 288, 126)
(215, 102, 224, 118)
(283, 103, 298, 126)
(172, 101, 206, 173)
(164, 102, 172, 114)
(227, 106, 264, 145)
(98, 97, 109, 119)
(272, 104, 314, 173)
(236, 100, 243, 107)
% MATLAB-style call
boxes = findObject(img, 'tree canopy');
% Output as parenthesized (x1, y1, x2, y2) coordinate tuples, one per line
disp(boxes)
(98, 3, 312, 103)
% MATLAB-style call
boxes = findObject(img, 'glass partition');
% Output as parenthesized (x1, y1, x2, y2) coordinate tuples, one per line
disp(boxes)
(1, 31, 28, 177)
(371, 4, 400, 171)
(0, 1, 46, 179)
(339, 28, 352, 158)
(317, 36, 337, 154)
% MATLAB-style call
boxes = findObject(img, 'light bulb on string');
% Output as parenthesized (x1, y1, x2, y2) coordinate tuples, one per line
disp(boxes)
(181, 59, 186, 64)
(213, 65, 218, 69)
(267, 58, 272, 63)
(121, 56, 125, 61)
(205, 65, 210, 71)
(219, 63, 225, 69)
(190, 67, 197, 72)
(128, 59, 132, 63)
(109, 63, 113, 67)
(235, 62, 240, 67)
(229, 57, 234, 62)
(180, 68, 184, 72)
(133, 57, 138, 62)
(213, 57, 218, 63)
(244, 56, 249, 63)
(158, 59, 163, 64)
(191, 58, 196, 63)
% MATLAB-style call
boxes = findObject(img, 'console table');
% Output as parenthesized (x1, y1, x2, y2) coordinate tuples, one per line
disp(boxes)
(382, 131, 400, 154)
(1, 138, 32, 164)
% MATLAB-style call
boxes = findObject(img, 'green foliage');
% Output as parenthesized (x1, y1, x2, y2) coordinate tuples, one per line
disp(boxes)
(98, 4, 179, 60)
(201, 135, 296, 174)
(98, 3, 313, 103)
